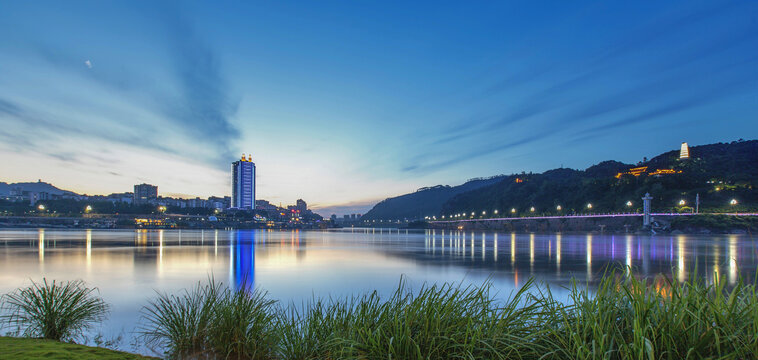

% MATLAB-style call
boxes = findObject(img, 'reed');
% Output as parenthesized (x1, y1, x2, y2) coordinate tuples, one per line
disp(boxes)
(140, 279, 278, 359)
(139, 270, 758, 359)
(0, 279, 108, 342)
(545, 272, 758, 359)
(139, 280, 221, 358)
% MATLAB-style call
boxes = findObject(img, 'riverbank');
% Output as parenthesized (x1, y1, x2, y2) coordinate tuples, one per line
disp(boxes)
(428, 213, 758, 234)
(0, 337, 155, 359)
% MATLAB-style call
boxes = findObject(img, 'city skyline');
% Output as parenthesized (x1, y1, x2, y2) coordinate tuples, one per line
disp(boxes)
(1, 1, 757, 216)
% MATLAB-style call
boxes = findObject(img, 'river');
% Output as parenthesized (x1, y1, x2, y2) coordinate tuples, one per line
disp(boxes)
(0, 228, 755, 354)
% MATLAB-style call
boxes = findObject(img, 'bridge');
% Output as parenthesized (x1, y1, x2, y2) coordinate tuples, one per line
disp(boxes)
(430, 212, 758, 224)
(429, 212, 758, 232)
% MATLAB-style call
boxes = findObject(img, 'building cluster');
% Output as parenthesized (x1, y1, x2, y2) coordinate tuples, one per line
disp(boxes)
(129, 183, 231, 209)
(255, 199, 321, 224)
(330, 213, 363, 225)
(4, 153, 324, 225)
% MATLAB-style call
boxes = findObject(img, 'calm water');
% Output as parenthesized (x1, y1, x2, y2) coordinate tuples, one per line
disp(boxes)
(1, 228, 757, 353)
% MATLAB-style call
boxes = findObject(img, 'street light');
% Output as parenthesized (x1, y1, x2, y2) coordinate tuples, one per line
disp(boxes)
(626, 201, 633, 207)
(556, 205, 562, 211)
(85, 205, 93, 213)
(730, 199, 738, 206)
(678, 199, 686, 206)
(587, 203, 593, 209)
(511, 208, 516, 213)
(530, 207, 535, 212)
(494, 210, 498, 214)
(158, 205, 167, 213)
(482, 211, 486, 215)
(37, 204, 46, 211)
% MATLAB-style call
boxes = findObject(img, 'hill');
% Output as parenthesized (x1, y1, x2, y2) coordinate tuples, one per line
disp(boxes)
(363, 140, 758, 221)
(360, 176, 507, 221)
(0, 180, 77, 196)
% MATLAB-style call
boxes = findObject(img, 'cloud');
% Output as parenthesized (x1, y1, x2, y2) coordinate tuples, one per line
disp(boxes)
(4, 5, 240, 170)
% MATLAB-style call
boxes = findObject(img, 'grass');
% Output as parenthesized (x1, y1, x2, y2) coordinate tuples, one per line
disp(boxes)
(0, 336, 155, 360)
(4, 272, 758, 359)
(0, 279, 109, 342)
(139, 279, 278, 359)
(140, 272, 758, 360)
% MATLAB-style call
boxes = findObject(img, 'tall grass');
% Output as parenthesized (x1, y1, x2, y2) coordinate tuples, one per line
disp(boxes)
(138, 271, 758, 359)
(140, 279, 278, 359)
(547, 273, 758, 359)
(0, 279, 109, 341)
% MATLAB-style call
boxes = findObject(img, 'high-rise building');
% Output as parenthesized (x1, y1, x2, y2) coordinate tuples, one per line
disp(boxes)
(680, 142, 690, 159)
(296, 199, 307, 212)
(134, 183, 158, 204)
(232, 154, 256, 209)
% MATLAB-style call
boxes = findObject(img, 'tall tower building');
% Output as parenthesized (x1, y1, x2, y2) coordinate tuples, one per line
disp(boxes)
(134, 183, 158, 204)
(231, 154, 256, 209)
(296, 199, 307, 212)
(679, 142, 690, 159)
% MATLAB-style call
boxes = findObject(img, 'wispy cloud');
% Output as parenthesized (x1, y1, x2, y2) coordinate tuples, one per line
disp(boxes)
(0, 5, 240, 170)
(400, 1, 758, 175)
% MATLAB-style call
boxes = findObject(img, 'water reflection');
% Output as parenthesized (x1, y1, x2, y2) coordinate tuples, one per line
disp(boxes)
(3, 228, 757, 355)
(233, 231, 255, 289)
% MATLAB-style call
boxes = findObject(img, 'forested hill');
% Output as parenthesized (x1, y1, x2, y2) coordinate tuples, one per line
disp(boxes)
(360, 176, 507, 221)
(362, 140, 758, 221)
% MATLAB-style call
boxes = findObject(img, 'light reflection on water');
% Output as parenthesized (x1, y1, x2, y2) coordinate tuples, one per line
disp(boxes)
(0, 228, 756, 352)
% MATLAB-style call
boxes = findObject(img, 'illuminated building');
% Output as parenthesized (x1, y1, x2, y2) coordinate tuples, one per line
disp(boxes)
(615, 166, 648, 179)
(615, 166, 682, 179)
(647, 168, 682, 177)
(231, 154, 256, 209)
(133, 183, 158, 204)
(680, 142, 690, 159)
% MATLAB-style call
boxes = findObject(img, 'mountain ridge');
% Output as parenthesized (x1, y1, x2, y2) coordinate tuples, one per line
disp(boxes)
(361, 140, 758, 220)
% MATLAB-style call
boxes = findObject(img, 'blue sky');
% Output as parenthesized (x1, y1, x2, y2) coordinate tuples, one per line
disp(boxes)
(0, 1, 756, 215)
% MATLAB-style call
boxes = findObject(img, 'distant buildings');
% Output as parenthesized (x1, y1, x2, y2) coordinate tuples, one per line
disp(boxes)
(296, 199, 307, 212)
(232, 154, 256, 209)
(134, 183, 158, 204)
(333, 213, 362, 225)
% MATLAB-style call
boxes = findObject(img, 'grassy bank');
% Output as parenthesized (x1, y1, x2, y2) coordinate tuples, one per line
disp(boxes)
(3, 273, 758, 359)
(0, 337, 154, 359)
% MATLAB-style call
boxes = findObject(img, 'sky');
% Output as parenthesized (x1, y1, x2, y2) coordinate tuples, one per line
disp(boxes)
(0, 1, 756, 216)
